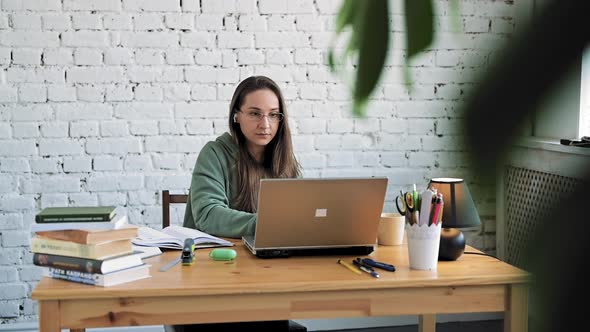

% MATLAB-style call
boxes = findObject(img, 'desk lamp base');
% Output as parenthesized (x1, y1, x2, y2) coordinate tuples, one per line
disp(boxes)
(438, 228, 465, 261)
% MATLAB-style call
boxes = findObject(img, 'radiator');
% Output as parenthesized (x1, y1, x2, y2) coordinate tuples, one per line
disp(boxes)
(503, 166, 583, 269)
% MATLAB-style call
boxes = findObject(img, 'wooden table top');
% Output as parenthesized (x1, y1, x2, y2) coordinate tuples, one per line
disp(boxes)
(32, 242, 529, 300)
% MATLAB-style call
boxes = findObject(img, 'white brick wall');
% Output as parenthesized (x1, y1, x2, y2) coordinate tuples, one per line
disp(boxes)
(0, 0, 517, 323)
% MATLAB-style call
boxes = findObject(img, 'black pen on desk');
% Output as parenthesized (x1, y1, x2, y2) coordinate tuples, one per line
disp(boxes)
(352, 258, 371, 271)
(354, 258, 375, 271)
(359, 258, 396, 272)
(352, 259, 380, 278)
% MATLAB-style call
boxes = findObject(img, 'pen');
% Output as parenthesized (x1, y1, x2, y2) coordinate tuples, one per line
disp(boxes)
(431, 194, 443, 226)
(428, 195, 437, 226)
(337, 259, 361, 275)
(359, 258, 396, 272)
(352, 259, 380, 278)
(354, 257, 373, 269)
(436, 192, 444, 224)
(412, 184, 418, 212)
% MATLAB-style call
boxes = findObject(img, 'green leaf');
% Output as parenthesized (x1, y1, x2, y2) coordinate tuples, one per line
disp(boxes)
(330, 0, 359, 72)
(353, 98, 369, 118)
(328, 49, 336, 71)
(353, 0, 390, 117)
(335, 0, 357, 33)
(404, 0, 434, 60)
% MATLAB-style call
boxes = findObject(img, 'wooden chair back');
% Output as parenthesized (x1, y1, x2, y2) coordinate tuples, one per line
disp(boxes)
(162, 190, 188, 228)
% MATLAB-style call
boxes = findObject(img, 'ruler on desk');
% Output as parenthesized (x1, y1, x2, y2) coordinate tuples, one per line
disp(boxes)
(159, 257, 181, 272)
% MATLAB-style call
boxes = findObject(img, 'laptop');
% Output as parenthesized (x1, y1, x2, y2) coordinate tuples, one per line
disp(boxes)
(243, 177, 388, 258)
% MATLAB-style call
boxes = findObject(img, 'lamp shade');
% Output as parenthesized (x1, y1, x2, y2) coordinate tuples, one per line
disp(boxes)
(428, 178, 481, 228)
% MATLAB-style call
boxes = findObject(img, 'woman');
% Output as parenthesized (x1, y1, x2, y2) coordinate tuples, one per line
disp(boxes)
(183, 75, 301, 237)
(177, 77, 305, 332)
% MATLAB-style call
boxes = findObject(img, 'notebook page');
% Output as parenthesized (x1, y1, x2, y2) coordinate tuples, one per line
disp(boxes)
(132, 226, 183, 248)
(163, 225, 233, 246)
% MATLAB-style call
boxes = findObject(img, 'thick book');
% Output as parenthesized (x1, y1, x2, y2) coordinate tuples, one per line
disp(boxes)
(35, 206, 116, 223)
(31, 236, 132, 260)
(132, 225, 233, 250)
(30, 214, 128, 232)
(35, 224, 138, 245)
(33, 252, 144, 274)
(42, 264, 150, 287)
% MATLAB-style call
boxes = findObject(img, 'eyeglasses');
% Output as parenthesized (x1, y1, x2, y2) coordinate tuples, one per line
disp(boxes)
(238, 110, 284, 123)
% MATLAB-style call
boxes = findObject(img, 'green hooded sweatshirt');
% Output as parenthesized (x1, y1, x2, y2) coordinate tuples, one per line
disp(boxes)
(182, 132, 256, 238)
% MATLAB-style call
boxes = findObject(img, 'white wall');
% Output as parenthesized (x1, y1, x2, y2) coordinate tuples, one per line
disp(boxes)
(0, 0, 516, 323)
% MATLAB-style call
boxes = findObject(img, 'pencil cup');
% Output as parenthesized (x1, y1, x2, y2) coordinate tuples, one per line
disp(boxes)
(406, 223, 442, 270)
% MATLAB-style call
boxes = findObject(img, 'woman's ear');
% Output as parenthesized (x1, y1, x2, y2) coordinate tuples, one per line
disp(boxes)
(233, 114, 238, 123)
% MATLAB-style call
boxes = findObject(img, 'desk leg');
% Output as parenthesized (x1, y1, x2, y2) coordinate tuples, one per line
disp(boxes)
(39, 300, 60, 332)
(505, 283, 528, 332)
(419, 314, 436, 332)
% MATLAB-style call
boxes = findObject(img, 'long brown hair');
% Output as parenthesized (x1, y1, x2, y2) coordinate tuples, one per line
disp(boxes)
(229, 76, 301, 212)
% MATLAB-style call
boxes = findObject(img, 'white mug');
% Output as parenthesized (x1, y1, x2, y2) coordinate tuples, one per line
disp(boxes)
(378, 212, 405, 246)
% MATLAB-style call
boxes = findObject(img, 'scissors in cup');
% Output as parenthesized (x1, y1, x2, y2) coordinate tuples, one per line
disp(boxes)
(395, 191, 407, 215)
(395, 191, 418, 224)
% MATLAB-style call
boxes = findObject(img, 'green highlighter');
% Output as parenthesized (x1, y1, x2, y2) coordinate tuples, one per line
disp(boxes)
(209, 248, 237, 261)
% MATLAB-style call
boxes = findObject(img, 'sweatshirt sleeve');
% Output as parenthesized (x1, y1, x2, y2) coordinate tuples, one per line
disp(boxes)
(188, 143, 256, 238)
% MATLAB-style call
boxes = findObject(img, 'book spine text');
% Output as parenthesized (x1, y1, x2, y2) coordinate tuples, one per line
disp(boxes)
(31, 238, 97, 259)
(43, 267, 101, 286)
(36, 215, 110, 223)
(33, 253, 103, 274)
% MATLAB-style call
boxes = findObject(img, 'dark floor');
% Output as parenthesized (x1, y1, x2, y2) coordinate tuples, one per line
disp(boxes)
(322, 319, 502, 332)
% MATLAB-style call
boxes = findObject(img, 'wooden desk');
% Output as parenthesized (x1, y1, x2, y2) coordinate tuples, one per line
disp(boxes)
(32, 244, 529, 332)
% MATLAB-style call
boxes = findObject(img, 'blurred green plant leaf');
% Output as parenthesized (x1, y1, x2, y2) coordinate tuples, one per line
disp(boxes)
(353, 0, 390, 116)
(328, 0, 360, 75)
(405, 0, 434, 60)
(330, 0, 436, 117)
(335, 0, 357, 33)
(329, 0, 390, 117)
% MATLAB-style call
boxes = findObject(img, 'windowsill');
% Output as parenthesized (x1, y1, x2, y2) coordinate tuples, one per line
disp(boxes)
(515, 136, 590, 156)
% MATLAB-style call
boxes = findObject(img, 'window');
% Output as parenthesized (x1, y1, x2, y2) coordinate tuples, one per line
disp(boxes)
(531, 54, 582, 140)
(580, 46, 590, 137)
(522, 0, 588, 140)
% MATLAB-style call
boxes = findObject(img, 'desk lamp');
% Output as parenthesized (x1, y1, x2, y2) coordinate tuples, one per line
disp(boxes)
(428, 178, 481, 261)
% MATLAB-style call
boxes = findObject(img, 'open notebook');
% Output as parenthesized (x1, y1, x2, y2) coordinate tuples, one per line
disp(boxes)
(133, 225, 233, 250)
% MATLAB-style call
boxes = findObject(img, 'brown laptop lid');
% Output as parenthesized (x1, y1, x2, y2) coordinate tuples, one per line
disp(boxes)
(254, 178, 388, 249)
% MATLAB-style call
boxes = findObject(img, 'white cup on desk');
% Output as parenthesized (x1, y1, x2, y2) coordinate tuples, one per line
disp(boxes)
(406, 222, 442, 270)
(377, 212, 405, 246)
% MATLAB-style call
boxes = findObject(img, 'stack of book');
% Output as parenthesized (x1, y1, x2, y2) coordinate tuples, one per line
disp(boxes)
(31, 206, 150, 287)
